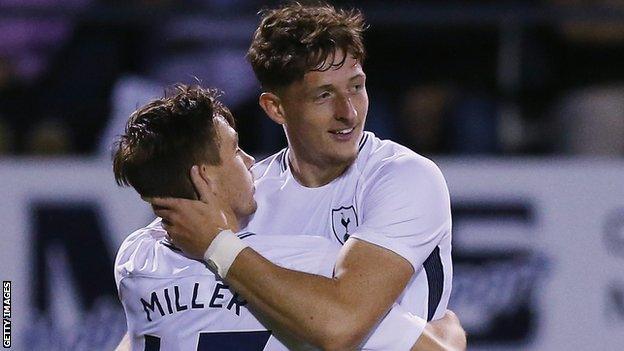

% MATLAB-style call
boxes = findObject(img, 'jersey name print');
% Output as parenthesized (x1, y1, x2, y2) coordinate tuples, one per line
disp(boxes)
(245, 131, 454, 322)
(138, 281, 247, 322)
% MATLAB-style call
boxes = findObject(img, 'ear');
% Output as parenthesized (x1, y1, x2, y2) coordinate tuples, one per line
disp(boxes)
(196, 164, 218, 193)
(259, 92, 287, 125)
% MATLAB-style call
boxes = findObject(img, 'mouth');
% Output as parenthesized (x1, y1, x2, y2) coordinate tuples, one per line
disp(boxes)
(328, 126, 357, 141)
(330, 127, 355, 135)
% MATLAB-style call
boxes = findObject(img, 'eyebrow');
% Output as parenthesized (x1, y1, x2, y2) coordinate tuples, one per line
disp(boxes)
(311, 74, 367, 93)
(311, 84, 334, 94)
(233, 132, 239, 149)
(350, 73, 366, 81)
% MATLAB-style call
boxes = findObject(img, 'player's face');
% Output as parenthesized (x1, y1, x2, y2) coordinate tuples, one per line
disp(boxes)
(211, 117, 257, 220)
(279, 51, 368, 167)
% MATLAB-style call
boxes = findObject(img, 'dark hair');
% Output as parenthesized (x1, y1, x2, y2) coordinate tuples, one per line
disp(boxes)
(112, 84, 234, 199)
(247, 2, 367, 91)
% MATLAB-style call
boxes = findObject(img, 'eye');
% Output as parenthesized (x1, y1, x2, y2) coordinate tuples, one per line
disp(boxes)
(315, 91, 332, 102)
(351, 83, 365, 93)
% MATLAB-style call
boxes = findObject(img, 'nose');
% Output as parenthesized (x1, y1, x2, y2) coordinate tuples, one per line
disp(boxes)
(334, 94, 357, 122)
(242, 150, 255, 170)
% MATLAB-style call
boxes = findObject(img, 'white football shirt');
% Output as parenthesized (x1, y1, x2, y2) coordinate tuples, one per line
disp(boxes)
(244, 131, 453, 322)
(116, 218, 427, 351)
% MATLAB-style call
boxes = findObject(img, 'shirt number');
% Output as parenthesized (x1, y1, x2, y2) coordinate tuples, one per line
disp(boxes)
(144, 330, 272, 350)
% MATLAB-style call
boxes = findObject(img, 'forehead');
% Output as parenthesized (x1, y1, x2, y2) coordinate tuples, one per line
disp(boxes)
(302, 54, 364, 87)
(213, 116, 236, 144)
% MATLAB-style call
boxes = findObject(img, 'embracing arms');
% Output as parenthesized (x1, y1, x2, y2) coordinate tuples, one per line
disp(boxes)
(148, 163, 463, 350)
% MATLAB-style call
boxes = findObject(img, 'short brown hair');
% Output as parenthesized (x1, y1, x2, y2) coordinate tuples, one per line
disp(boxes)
(247, 2, 366, 91)
(112, 85, 234, 199)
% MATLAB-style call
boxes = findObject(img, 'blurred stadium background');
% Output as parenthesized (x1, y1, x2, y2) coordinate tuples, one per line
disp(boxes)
(1, 0, 623, 350)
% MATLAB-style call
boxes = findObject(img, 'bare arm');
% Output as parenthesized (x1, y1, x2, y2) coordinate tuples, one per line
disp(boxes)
(225, 238, 413, 350)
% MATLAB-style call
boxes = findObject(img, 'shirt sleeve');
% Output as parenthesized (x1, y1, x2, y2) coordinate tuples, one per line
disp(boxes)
(360, 303, 427, 350)
(350, 155, 452, 271)
(117, 276, 143, 337)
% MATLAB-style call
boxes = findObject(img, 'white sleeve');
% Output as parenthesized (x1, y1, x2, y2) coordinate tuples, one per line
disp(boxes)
(242, 234, 340, 277)
(117, 276, 152, 345)
(360, 303, 427, 351)
(351, 155, 451, 270)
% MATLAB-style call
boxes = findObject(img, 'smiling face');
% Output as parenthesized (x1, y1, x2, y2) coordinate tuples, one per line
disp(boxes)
(206, 116, 257, 222)
(278, 51, 369, 170)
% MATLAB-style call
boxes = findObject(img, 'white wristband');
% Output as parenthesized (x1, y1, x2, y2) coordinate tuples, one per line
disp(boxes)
(202, 230, 249, 278)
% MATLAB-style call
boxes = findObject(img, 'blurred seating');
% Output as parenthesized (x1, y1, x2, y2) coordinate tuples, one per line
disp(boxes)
(0, 1, 622, 157)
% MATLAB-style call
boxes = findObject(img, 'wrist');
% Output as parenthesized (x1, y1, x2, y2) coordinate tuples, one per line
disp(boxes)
(202, 230, 249, 278)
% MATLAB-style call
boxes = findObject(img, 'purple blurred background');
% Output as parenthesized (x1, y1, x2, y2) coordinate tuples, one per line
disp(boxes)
(1, 0, 623, 158)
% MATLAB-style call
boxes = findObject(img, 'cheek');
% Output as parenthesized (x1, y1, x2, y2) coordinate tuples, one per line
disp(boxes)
(228, 181, 248, 208)
(286, 105, 335, 146)
(289, 118, 323, 144)
(234, 167, 253, 196)
(355, 93, 369, 117)
(301, 112, 332, 137)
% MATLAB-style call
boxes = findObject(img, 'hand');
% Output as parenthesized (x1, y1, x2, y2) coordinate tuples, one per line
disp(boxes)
(426, 310, 466, 351)
(114, 332, 131, 351)
(411, 310, 466, 351)
(145, 166, 233, 259)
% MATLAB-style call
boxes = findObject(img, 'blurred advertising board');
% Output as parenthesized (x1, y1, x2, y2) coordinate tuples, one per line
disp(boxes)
(0, 158, 622, 350)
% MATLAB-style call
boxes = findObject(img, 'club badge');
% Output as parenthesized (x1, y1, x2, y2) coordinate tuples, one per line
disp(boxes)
(331, 205, 358, 244)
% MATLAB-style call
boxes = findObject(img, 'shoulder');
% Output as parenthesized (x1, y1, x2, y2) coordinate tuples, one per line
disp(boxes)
(356, 133, 447, 193)
(251, 148, 288, 180)
(114, 218, 209, 285)
(114, 219, 164, 284)
(351, 136, 452, 246)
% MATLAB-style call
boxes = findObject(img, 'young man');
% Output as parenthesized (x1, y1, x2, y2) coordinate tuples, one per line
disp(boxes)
(149, 3, 460, 351)
(113, 85, 464, 350)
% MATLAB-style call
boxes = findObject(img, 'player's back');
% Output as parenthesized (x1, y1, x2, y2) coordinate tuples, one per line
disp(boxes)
(115, 219, 338, 350)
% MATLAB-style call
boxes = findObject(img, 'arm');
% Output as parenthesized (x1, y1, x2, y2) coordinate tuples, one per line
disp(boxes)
(158, 209, 412, 350)
(234, 234, 466, 351)
(226, 238, 413, 350)
(164, 223, 463, 351)
(240, 234, 465, 350)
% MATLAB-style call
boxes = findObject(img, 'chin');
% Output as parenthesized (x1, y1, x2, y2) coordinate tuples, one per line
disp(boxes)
(246, 200, 258, 216)
(328, 148, 358, 166)
(235, 199, 257, 217)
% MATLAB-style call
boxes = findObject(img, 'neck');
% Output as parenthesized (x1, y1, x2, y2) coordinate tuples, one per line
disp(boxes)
(288, 150, 351, 188)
